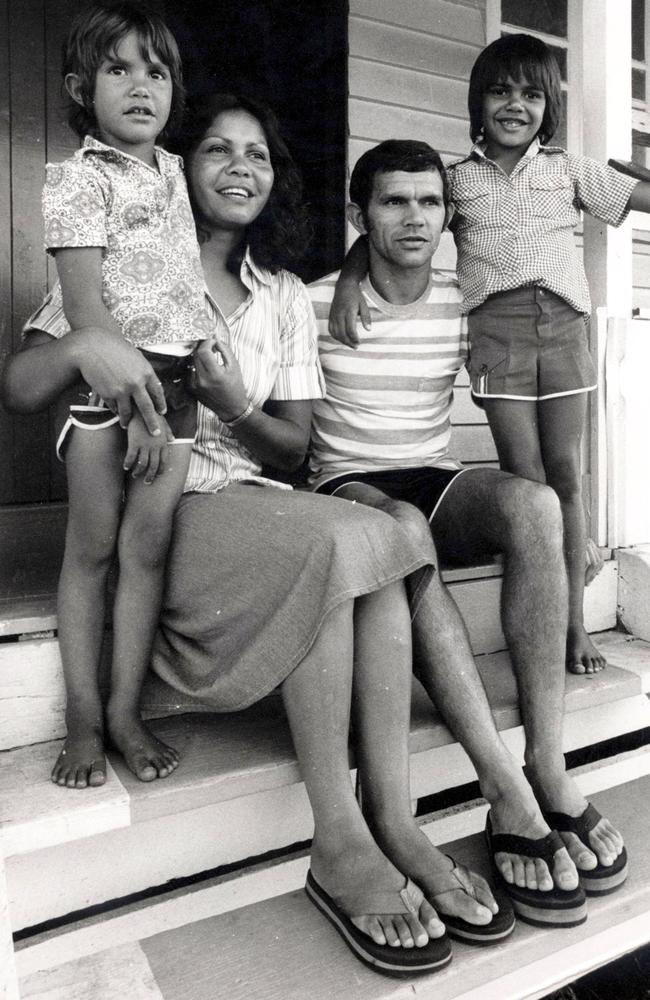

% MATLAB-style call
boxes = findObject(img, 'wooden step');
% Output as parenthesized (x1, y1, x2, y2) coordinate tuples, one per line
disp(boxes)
(13, 777, 650, 1000)
(0, 559, 620, 752)
(2, 632, 649, 931)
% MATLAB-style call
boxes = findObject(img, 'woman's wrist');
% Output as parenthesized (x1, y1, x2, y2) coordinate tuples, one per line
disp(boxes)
(222, 399, 255, 428)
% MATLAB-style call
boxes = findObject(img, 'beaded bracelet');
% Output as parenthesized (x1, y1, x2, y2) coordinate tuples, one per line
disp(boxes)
(222, 400, 254, 428)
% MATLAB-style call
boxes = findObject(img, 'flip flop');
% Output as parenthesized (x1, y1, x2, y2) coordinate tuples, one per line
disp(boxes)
(485, 811, 587, 928)
(430, 856, 516, 945)
(544, 803, 628, 896)
(305, 869, 452, 976)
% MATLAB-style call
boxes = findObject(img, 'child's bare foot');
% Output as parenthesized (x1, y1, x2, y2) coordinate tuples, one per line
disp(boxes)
(107, 711, 179, 782)
(51, 727, 107, 789)
(585, 538, 604, 587)
(566, 624, 607, 674)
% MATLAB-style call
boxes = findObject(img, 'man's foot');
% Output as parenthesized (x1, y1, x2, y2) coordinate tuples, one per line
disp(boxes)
(107, 712, 179, 782)
(51, 727, 107, 789)
(585, 539, 604, 587)
(528, 768, 625, 874)
(566, 624, 607, 674)
(310, 835, 445, 949)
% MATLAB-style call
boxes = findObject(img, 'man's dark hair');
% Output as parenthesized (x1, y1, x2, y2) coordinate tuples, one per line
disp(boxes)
(468, 33, 562, 144)
(349, 140, 448, 217)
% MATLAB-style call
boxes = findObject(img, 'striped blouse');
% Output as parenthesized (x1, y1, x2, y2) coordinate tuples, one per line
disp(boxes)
(185, 251, 325, 494)
(308, 270, 467, 489)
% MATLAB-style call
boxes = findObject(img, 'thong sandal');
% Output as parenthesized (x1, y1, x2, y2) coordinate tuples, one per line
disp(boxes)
(485, 811, 587, 928)
(544, 803, 628, 896)
(430, 856, 515, 945)
(305, 869, 452, 976)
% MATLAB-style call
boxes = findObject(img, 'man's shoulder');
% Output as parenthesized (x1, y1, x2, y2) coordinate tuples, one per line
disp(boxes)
(307, 270, 340, 299)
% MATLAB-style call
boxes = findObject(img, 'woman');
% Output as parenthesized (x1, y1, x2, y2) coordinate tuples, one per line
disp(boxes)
(2, 93, 506, 973)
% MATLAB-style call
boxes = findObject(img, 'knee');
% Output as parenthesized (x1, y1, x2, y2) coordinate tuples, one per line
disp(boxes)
(65, 519, 118, 572)
(544, 458, 582, 505)
(384, 500, 437, 557)
(499, 478, 563, 548)
(118, 513, 172, 571)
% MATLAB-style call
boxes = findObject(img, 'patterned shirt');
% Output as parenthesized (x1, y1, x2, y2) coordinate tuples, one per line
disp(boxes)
(447, 138, 639, 314)
(308, 270, 467, 490)
(186, 251, 324, 494)
(33, 136, 215, 348)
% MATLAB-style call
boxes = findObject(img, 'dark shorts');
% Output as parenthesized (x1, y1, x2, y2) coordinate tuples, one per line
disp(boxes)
(56, 348, 197, 459)
(314, 466, 469, 522)
(467, 286, 597, 402)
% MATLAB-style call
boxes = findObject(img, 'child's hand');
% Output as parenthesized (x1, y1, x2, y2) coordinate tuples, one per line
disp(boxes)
(124, 412, 174, 484)
(328, 280, 371, 348)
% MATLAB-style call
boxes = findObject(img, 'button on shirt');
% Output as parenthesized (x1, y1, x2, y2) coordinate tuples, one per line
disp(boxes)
(185, 251, 325, 494)
(447, 139, 639, 315)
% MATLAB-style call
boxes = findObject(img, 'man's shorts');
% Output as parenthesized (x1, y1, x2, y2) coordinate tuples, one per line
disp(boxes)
(467, 286, 597, 402)
(314, 466, 469, 522)
(56, 348, 197, 460)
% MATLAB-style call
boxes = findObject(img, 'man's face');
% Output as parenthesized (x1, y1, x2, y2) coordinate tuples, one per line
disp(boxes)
(352, 169, 446, 271)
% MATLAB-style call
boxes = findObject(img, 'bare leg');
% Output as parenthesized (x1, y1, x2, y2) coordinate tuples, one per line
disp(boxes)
(106, 443, 192, 781)
(434, 468, 624, 873)
(282, 597, 440, 949)
(54, 426, 124, 788)
(335, 480, 575, 893)
(539, 393, 606, 674)
(351, 579, 498, 923)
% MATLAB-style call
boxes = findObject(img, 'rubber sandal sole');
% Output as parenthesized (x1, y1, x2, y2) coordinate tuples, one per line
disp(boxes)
(305, 869, 453, 976)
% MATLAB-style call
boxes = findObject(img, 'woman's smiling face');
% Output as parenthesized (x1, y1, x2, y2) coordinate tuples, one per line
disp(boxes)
(187, 109, 275, 231)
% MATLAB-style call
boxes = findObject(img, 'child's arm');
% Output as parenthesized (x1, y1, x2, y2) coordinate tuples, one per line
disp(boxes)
(328, 236, 371, 348)
(628, 182, 650, 213)
(54, 247, 123, 337)
(124, 410, 175, 485)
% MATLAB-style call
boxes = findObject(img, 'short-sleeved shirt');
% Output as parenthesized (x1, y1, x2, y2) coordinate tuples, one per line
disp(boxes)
(185, 251, 325, 494)
(308, 269, 467, 490)
(35, 135, 215, 348)
(447, 138, 639, 315)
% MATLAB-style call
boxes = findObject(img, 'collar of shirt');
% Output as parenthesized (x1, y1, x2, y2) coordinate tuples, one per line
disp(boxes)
(80, 134, 181, 176)
(204, 247, 272, 336)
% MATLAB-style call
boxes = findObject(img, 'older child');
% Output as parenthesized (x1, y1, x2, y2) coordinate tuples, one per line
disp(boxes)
(26, 2, 217, 787)
(331, 33, 650, 676)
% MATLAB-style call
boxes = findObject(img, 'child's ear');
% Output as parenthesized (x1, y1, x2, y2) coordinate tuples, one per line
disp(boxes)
(347, 202, 368, 236)
(65, 74, 86, 108)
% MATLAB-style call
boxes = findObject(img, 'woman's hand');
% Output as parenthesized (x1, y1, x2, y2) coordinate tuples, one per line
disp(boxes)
(74, 328, 168, 433)
(123, 411, 175, 484)
(190, 337, 250, 422)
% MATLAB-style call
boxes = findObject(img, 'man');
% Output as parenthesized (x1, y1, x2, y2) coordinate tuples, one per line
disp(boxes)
(308, 140, 626, 927)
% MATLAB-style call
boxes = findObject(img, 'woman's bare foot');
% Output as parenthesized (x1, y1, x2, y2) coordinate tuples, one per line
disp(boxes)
(528, 766, 625, 872)
(107, 710, 179, 782)
(310, 834, 445, 948)
(51, 725, 106, 789)
(566, 624, 607, 674)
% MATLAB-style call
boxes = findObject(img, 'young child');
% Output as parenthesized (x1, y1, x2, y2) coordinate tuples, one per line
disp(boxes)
(331, 33, 650, 675)
(26, 2, 217, 788)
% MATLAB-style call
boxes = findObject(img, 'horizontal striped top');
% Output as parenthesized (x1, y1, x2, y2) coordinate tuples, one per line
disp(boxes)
(186, 251, 324, 494)
(308, 270, 467, 489)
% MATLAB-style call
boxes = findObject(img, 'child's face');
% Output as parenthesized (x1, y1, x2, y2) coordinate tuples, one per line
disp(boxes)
(481, 74, 546, 158)
(92, 30, 172, 162)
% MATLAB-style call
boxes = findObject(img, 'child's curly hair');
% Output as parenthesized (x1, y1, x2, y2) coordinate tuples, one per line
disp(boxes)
(173, 93, 312, 274)
(468, 33, 563, 145)
(62, 1, 184, 141)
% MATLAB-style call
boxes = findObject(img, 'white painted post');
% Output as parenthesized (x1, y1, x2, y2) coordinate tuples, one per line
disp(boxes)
(0, 851, 19, 1000)
(580, 0, 633, 545)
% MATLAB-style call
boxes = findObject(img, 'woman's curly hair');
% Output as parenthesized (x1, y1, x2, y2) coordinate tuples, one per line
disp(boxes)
(170, 93, 312, 274)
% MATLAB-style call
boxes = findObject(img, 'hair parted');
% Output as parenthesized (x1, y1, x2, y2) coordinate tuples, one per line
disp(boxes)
(62, 1, 184, 140)
(468, 33, 562, 144)
(172, 92, 312, 274)
(349, 140, 449, 217)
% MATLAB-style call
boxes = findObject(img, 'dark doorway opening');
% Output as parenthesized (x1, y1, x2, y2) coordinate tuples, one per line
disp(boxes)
(163, 0, 349, 283)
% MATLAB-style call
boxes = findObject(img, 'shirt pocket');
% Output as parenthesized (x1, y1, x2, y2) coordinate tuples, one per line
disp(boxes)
(529, 175, 575, 218)
(455, 183, 491, 224)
